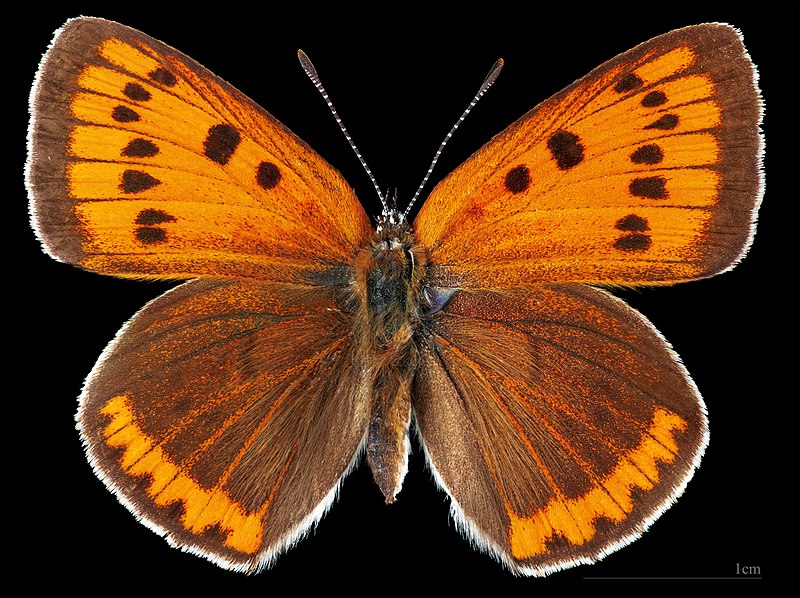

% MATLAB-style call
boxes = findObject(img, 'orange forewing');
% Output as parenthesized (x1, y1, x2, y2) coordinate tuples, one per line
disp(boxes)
(414, 25, 762, 288)
(414, 286, 707, 575)
(79, 279, 369, 571)
(27, 18, 371, 284)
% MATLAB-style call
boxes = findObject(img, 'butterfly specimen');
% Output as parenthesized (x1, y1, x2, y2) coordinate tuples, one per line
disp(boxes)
(26, 18, 763, 575)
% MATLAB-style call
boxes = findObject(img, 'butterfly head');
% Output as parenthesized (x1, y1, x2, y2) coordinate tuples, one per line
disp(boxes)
(375, 207, 407, 234)
(375, 205, 408, 235)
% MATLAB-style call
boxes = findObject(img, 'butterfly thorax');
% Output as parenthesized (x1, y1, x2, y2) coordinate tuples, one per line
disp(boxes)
(351, 219, 428, 503)
(355, 219, 427, 345)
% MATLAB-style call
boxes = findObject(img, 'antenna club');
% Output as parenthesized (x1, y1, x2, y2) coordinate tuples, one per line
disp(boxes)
(299, 49, 387, 209)
(297, 49, 318, 80)
(404, 57, 505, 217)
(486, 58, 504, 86)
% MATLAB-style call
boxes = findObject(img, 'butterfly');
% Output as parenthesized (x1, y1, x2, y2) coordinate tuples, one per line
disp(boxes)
(26, 17, 763, 576)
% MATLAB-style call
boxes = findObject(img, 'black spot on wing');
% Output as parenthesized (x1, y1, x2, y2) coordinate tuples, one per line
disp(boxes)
(630, 144, 663, 165)
(149, 67, 177, 87)
(614, 73, 643, 93)
(120, 170, 162, 194)
(629, 176, 667, 199)
(613, 233, 651, 252)
(122, 138, 159, 158)
(112, 105, 140, 122)
(204, 124, 240, 165)
(504, 165, 531, 194)
(256, 162, 281, 189)
(644, 114, 679, 130)
(135, 209, 176, 225)
(641, 91, 667, 108)
(615, 214, 649, 232)
(547, 129, 584, 170)
(135, 227, 167, 244)
(123, 83, 151, 102)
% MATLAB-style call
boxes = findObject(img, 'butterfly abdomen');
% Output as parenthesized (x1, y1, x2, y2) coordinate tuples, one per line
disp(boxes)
(351, 223, 427, 502)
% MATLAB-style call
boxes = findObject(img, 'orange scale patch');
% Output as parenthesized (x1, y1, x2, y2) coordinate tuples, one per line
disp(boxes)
(508, 408, 687, 559)
(100, 394, 267, 554)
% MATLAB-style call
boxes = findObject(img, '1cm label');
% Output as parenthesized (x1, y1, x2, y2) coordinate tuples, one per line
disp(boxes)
(736, 563, 761, 576)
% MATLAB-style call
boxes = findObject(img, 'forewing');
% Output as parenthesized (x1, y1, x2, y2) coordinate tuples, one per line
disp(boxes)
(78, 279, 369, 572)
(414, 24, 762, 288)
(413, 286, 707, 575)
(27, 17, 372, 283)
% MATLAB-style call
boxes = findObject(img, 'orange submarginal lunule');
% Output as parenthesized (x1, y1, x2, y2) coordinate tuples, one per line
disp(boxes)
(100, 394, 265, 554)
(508, 407, 687, 558)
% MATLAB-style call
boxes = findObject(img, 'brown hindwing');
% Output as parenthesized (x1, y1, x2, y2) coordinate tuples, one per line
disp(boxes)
(78, 279, 369, 572)
(413, 285, 707, 575)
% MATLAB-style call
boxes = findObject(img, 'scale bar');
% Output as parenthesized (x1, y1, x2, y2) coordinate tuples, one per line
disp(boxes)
(584, 576, 763, 580)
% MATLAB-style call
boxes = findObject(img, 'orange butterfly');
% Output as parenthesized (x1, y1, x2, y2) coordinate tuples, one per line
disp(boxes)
(26, 17, 763, 575)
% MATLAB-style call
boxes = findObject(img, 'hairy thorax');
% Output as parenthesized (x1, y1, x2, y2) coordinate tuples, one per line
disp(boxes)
(349, 215, 428, 502)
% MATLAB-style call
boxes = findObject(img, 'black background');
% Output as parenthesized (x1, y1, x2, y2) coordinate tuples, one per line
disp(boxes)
(1, 1, 798, 597)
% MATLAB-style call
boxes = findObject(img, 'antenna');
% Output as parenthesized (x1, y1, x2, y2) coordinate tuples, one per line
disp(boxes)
(404, 58, 504, 217)
(298, 50, 387, 212)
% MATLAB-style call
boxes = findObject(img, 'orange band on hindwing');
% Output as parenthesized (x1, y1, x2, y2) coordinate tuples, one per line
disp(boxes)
(101, 395, 267, 554)
(508, 408, 687, 558)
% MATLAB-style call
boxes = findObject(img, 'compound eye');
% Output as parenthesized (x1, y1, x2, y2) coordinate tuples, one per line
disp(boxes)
(422, 286, 456, 315)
